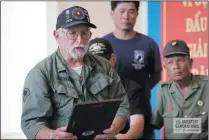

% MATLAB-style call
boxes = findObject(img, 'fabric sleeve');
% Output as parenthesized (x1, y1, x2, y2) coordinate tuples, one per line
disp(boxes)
(130, 92, 151, 119)
(150, 86, 164, 129)
(21, 68, 52, 139)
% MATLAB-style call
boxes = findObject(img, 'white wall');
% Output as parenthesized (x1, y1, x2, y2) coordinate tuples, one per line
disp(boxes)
(1, 2, 48, 138)
(46, 2, 59, 55)
(1, 1, 147, 139)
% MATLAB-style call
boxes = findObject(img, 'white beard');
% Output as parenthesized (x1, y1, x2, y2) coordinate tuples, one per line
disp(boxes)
(67, 44, 88, 60)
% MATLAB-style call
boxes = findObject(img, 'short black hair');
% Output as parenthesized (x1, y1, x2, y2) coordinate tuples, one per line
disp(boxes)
(111, 1, 140, 11)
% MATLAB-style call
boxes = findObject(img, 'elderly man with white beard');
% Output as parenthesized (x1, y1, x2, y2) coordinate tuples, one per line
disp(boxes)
(21, 6, 129, 140)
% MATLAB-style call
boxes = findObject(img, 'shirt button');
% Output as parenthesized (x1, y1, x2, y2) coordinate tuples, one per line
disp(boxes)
(202, 112, 205, 115)
(79, 77, 83, 82)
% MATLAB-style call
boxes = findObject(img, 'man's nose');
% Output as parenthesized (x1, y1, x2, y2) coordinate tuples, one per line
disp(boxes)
(75, 33, 84, 44)
(122, 12, 129, 19)
(173, 61, 180, 69)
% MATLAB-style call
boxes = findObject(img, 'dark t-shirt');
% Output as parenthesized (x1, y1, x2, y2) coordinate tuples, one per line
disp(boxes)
(103, 33, 162, 99)
(120, 77, 153, 139)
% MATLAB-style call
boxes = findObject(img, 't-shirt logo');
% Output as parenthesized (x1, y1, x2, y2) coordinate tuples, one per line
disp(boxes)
(132, 50, 145, 69)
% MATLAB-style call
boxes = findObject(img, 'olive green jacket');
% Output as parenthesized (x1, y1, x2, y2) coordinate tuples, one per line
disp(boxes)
(151, 75, 208, 139)
(21, 49, 130, 139)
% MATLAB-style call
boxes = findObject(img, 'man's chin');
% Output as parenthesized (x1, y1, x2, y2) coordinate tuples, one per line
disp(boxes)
(172, 76, 184, 81)
(121, 27, 133, 32)
(71, 53, 86, 60)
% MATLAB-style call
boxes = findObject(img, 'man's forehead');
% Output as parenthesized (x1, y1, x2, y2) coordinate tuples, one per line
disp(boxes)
(115, 2, 137, 10)
(117, 8, 136, 11)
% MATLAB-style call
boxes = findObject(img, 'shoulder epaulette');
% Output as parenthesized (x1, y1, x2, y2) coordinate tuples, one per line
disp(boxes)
(196, 75, 208, 81)
(161, 80, 172, 87)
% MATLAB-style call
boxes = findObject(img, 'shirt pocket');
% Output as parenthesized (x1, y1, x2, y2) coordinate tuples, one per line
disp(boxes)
(194, 106, 208, 131)
(87, 74, 113, 100)
(163, 110, 179, 135)
(53, 82, 78, 117)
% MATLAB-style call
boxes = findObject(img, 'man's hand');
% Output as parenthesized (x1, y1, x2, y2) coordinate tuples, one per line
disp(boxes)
(95, 117, 126, 139)
(115, 133, 126, 139)
(36, 126, 77, 139)
(94, 127, 117, 139)
(51, 126, 77, 139)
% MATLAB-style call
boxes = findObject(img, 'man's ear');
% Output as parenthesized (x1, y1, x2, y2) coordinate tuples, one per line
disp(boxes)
(163, 63, 167, 70)
(53, 30, 60, 43)
(190, 58, 193, 67)
(54, 30, 59, 39)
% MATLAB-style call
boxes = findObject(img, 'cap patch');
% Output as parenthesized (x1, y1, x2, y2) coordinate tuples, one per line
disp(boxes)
(172, 41, 177, 46)
(72, 8, 85, 20)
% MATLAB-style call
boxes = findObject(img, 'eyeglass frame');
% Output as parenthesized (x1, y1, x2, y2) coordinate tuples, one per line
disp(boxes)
(58, 28, 92, 40)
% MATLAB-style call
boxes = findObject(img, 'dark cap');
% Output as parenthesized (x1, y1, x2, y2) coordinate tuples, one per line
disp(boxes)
(56, 6, 96, 30)
(163, 40, 190, 57)
(88, 38, 113, 60)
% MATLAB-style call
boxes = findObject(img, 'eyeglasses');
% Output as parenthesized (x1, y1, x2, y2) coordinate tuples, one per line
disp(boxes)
(60, 28, 91, 40)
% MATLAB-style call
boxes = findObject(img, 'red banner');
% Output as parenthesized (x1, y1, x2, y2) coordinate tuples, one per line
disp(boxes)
(160, 1, 208, 139)
(161, 1, 208, 82)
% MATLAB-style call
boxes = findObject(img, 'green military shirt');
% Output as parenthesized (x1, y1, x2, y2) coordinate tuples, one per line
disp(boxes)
(151, 75, 208, 139)
(21, 49, 130, 139)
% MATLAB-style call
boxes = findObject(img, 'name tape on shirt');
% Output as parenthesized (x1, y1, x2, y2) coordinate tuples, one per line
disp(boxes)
(173, 118, 201, 133)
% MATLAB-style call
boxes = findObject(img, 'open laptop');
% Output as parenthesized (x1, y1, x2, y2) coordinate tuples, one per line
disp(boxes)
(66, 98, 122, 139)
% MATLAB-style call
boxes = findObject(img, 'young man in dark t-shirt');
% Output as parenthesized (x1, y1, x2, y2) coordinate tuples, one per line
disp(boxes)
(88, 38, 153, 139)
(103, 1, 162, 99)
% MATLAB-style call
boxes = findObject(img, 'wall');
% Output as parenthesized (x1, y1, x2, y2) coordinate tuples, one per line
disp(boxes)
(1, 2, 48, 138)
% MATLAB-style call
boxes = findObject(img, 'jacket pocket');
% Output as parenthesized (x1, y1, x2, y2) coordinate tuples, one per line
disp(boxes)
(195, 107, 208, 131)
(87, 74, 113, 99)
(53, 82, 78, 117)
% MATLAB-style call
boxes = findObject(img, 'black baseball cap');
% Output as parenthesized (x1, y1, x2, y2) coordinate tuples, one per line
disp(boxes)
(88, 38, 113, 60)
(163, 40, 190, 57)
(56, 6, 96, 30)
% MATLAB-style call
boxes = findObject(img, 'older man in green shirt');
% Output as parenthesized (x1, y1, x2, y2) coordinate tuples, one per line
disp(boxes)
(21, 6, 129, 140)
(151, 40, 208, 139)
